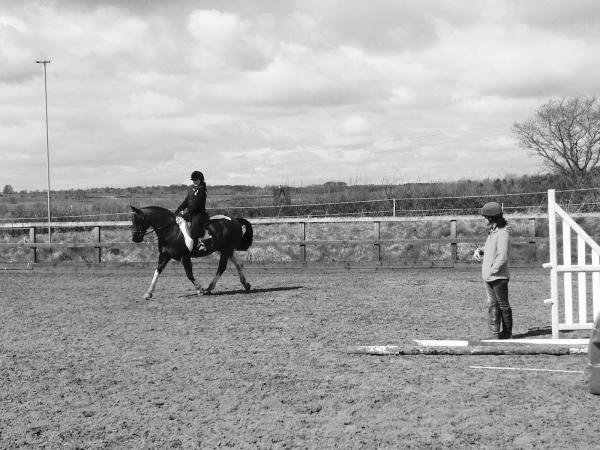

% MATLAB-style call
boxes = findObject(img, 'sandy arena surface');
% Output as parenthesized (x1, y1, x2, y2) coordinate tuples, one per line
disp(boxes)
(1, 268, 598, 448)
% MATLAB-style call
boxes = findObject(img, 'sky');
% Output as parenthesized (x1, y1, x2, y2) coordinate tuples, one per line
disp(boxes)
(1, 0, 600, 191)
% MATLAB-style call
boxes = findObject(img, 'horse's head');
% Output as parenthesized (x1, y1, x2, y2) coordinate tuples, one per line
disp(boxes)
(130, 206, 150, 242)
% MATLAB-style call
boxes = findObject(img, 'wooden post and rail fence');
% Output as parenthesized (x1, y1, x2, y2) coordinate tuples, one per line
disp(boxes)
(0, 214, 550, 268)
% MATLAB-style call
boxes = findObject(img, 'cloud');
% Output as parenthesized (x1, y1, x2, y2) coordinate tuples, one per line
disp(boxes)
(187, 9, 241, 44)
(338, 115, 371, 136)
(0, 0, 598, 190)
(514, 0, 600, 35)
(187, 9, 274, 71)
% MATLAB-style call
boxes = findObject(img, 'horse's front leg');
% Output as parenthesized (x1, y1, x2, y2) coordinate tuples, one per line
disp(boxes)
(181, 256, 203, 296)
(144, 252, 170, 300)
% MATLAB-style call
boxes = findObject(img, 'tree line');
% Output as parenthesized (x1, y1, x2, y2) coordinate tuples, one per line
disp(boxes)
(2, 172, 599, 222)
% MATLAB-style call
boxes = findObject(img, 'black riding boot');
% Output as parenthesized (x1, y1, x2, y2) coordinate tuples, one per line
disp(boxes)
(190, 227, 206, 252)
(194, 238, 207, 252)
(195, 225, 208, 252)
(484, 306, 501, 340)
(499, 307, 513, 339)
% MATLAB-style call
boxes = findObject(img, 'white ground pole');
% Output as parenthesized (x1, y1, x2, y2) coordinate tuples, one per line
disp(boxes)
(414, 339, 588, 346)
(469, 366, 584, 374)
(350, 339, 589, 356)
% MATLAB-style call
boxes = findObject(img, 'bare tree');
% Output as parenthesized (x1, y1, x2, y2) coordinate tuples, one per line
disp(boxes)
(380, 177, 402, 200)
(512, 96, 600, 188)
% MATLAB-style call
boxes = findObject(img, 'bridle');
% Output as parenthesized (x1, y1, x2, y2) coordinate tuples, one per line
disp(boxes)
(132, 217, 173, 240)
(132, 227, 154, 240)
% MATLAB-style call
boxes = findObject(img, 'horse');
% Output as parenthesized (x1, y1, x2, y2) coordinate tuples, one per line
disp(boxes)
(130, 206, 253, 299)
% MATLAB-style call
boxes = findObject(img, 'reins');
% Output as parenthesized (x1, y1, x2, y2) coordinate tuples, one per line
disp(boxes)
(133, 217, 174, 238)
(151, 221, 174, 233)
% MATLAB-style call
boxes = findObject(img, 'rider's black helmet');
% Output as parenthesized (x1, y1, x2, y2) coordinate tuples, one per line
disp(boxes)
(190, 170, 204, 182)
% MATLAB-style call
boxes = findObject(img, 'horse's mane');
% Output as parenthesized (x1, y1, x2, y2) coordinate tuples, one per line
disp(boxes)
(142, 206, 174, 216)
(139, 206, 176, 229)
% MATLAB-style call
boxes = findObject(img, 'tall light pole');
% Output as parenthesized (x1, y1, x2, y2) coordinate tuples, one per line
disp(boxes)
(36, 59, 52, 245)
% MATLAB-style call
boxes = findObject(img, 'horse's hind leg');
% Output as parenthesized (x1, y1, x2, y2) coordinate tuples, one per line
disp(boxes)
(204, 251, 231, 294)
(230, 254, 251, 291)
(144, 253, 170, 299)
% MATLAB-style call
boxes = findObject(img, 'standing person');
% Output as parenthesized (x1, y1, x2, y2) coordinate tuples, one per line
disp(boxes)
(473, 202, 513, 339)
(175, 170, 209, 251)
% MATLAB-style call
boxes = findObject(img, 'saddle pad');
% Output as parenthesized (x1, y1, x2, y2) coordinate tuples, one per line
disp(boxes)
(175, 216, 194, 251)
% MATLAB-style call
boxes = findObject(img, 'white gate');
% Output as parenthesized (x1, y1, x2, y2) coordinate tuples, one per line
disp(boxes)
(544, 189, 600, 338)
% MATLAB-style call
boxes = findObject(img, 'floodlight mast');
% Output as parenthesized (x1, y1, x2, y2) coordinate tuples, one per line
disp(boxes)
(36, 59, 52, 247)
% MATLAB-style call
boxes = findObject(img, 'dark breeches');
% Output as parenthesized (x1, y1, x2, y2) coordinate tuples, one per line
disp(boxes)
(484, 279, 510, 310)
(485, 278, 513, 339)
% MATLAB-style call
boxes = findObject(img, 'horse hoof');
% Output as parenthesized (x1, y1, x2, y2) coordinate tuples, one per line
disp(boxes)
(143, 292, 152, 300)
(245, 283, 251, 291)
(202, 289, 212, 295)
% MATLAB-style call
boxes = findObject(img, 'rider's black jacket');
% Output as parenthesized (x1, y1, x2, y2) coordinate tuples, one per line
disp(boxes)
(175, 182, 207, 215)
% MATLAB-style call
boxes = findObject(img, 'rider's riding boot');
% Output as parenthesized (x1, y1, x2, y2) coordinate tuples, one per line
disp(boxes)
(499, 307, 513, 339)
(195, 238, 207, 252)
(483, 306, 501, 340)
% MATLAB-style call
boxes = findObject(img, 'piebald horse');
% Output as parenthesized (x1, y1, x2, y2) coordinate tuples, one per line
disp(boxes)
(130, 206, 253, 299)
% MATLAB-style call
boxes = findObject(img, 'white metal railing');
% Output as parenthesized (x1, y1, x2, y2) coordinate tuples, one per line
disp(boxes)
(543, 189, 600, 338)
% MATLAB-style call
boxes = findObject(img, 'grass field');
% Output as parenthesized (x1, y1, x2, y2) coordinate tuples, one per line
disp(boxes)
(0, 268, 597, 448)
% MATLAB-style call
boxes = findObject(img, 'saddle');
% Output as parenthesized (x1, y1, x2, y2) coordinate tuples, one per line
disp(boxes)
(176, 214, 230, 251)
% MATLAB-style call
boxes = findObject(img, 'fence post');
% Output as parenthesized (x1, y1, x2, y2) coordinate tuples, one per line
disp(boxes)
(93, 226, 102, 263)
(29, 227, 37, 263)
(299, 222, 306, 265)
(450, 219, 457, 266)
(374, 220, 381, 263)
(528, 217, 536, 261)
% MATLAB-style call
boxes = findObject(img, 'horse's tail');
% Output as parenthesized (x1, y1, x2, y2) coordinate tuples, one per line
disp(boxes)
(235, 218, 253, 251)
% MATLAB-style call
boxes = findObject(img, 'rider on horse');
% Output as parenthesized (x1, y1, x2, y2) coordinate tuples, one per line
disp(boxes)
(175, 170, 210, 252)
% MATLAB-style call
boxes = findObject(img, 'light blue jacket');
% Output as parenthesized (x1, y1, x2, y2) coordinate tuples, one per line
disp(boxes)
(482, 225, 510, 282)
